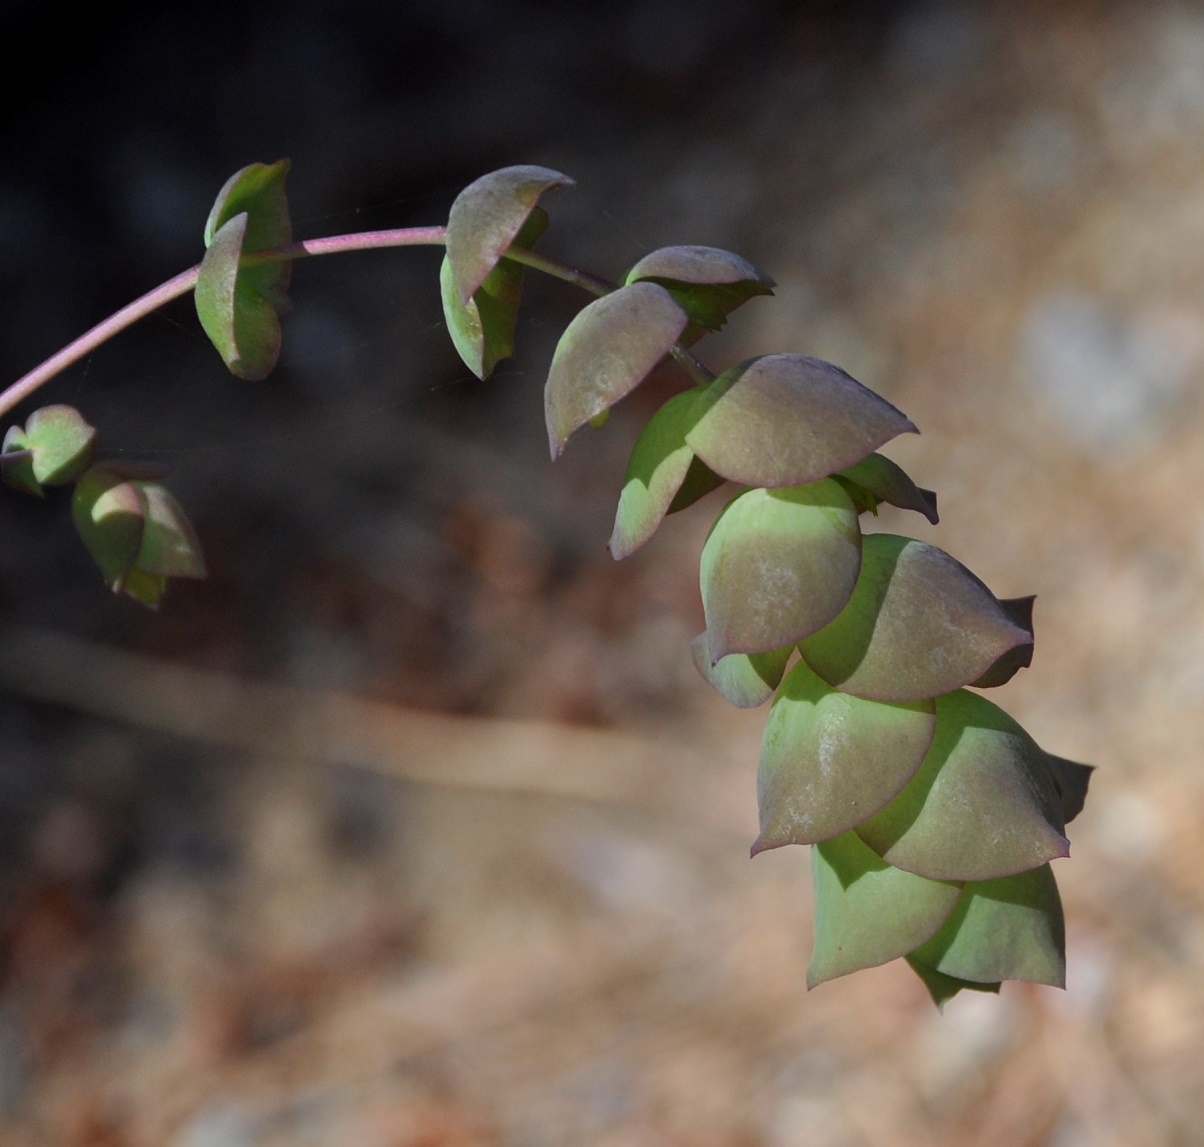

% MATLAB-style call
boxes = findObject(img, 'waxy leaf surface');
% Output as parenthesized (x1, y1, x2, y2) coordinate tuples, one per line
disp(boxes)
(684, 355, 917, 488)
(856, 689, 1069, 882)
(446, 165, 573, 303)
(835, 452, 938, 524)
(808, 830, 962, 986)
(690, 633, 791, 709)
(624, 244, 774, 341)
(545, 282, 687, 458)
(440, 208, 547, 380)
(756, 660, 936, 849)
(799, 534, 1034, 702)
(909, 864, 1065, 988)
(610, 388, 704, 559)
(700, 481, 861, 660)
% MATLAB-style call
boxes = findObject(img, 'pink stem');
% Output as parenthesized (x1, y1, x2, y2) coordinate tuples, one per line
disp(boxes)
(0, 226, 449, 422)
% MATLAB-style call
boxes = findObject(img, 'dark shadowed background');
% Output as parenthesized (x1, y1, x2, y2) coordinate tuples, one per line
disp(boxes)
(3, 2, 1204, 1144)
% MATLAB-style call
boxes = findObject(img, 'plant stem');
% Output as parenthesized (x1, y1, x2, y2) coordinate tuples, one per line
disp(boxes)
(499, 247, 613, 298)
(0, 266, 202, 421)
(0, 222, 708, 420)
(670, 346, 716, 386)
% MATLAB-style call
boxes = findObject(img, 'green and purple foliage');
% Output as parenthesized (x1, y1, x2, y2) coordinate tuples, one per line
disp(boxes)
(0, 162, 1093, 1003)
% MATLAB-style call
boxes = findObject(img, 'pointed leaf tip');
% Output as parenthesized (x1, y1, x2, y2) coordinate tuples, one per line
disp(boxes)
(545, 282, 687, 458)
(685, 355, 917, 489)
(447, 165, 573, 304)
(836, 452, 938, 524)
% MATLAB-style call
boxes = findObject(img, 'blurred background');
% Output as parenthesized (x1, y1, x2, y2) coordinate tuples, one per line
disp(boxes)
(3, 1, 1204, 1142)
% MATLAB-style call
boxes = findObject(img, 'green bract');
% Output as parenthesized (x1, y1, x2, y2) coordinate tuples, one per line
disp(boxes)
(756, 659, 937, 850)
(195, 160, 292, 380)
(809, 831, 962, 987)
(1, 404, 96, 495)
(854, 689, 1068, 882)
(446, 165, 573, 304)
(545, 282, 688, 458)
(440, 208, 548, 380)
(624, 244, 775, 344)
(798, 534, 1035, 702)
(700, 481, 861, 660)
(72, 464, 206, 608)
(685, 354, 917, 488)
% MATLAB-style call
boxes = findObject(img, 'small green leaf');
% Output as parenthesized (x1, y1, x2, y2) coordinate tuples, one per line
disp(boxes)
(545, 282, 688, 458)
(197, 160, 292, 380)
(756, 660, 936, 850)
(1, 428, 40, 496)
(684, 355, 917, 489)
(135, 483, 207, 579)
(906, 957, 1001, 1007)
(440, 207, 548, 380)
(808, 831, 962, 987)
(2, 406, 97, 494)
(27, 405, 97, 486)
(624, 245, 774, 343)
(690, 632, 791, 708)
(798, 534, 1035, 702)
(196, 214, 283, 381)
(121, 567, 168, 610)
(856, 690, 1069, 882)
(446, 165, 573, 304)
(909, 864, 1066, 988)
(834, 452, 938, 525)
(72, 464, 205, 607)
(609, 388, 704, 559)
(73, 465, 145, 591)
(700, 481, 861, 660)
(204, 159, 292, 257)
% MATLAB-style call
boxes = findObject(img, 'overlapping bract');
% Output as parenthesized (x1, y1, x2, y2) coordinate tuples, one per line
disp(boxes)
(491, 158, 1093, 1003)
(170, 161, 1089, 1003)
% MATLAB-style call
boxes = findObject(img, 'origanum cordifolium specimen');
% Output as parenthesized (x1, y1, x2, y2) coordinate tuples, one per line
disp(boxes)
(0, 162, 1093, 1005)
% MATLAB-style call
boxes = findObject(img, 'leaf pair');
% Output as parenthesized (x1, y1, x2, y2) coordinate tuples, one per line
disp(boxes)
(759, 682, 1072, 872)
(810, 831, 1066, 1000)
(73, 464, 206, 608)
(610, 361, 929, 562)
(441, 165, 576, 380)
(195, 160, 293, 380)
